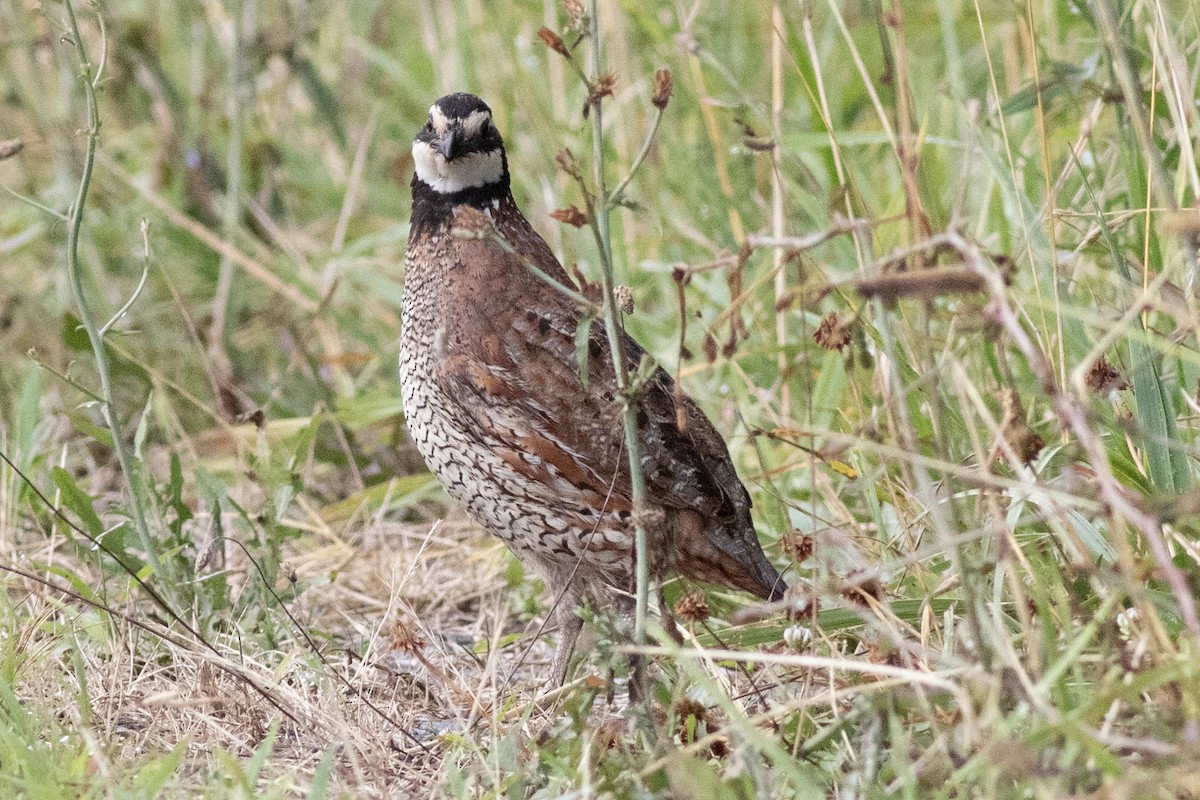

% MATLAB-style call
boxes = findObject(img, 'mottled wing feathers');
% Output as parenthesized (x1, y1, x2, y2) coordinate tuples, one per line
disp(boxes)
(438, 349, 632, 514)
(435, 231, 752, 527)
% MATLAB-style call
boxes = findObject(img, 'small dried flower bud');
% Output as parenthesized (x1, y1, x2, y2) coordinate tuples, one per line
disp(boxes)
(588, 72, 617, 107)
(555, 148, 580, 179)
(651, 69, 673, 110)
(673, 590, 710, 623)
(0, 139, 23, 160)
(598, 72, 617, 97)
(1085, 355, 1129, 394)
(676, 698, 727, 756)
(537, 26, 571, 58)
(814, 311, 851, 351)
(550, 206, 588, 228)
(841, 569, 885, 606)
(614, 284, 634, 315)
(675, 697, 708, 738)
(1010, 424, 1045, 465)
(999, 388, 1045, 464)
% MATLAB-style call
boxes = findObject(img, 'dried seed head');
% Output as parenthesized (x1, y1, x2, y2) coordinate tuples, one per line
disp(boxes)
(537, 27, 570, 58)
(1085, 355, 1129, 394)
(780, 528, 814, 562)
(614, 284, 634, 315)
(676, 697, 707, 721)
(673, 590, 710, 623)
(841, 569, 885, 606)
(675, 698, 727, 756)
(1012, 427, 1046, 465)
(675, 697, 708, 738)
(814, 311, 851, 351)
(652, 69, 673, 110)
(549, 206, 588, 228)
(999, 388, 1045, 464)
(388, 619, 427, 654)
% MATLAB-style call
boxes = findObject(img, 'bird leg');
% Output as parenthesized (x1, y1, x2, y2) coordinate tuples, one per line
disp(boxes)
(548, 589, 681, 695)
(658, 587, 684, 645)
(629, 651, 646, 703)
(551, 604, 584, 686)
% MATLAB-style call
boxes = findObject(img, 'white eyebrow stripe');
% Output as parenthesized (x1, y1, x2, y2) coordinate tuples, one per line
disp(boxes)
(462, 109, 491, 137)
(430, 105, 451, 135)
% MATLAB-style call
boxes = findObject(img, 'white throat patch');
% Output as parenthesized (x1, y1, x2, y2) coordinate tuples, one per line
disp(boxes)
(412, 140, 504, 193)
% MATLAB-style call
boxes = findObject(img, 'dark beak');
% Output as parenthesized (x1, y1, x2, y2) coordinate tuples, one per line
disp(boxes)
(433, 127, 462, 160)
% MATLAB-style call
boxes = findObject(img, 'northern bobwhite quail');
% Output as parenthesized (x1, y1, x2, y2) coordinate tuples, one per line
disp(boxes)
(399, 93, 786, 684)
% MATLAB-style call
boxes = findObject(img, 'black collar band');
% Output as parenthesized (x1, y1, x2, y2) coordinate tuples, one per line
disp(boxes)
(410, 173, 512, 233)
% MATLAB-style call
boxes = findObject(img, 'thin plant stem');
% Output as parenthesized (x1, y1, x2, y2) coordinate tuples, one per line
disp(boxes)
(769, 1, 787, 415)
(584, 0, 650, 697)
(99, 257, 149, 336)
(2, 185, 69, 221)
(61, 0, 169, 583)
(208, 0, 250, 383)
(606, 105, 664, 209)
